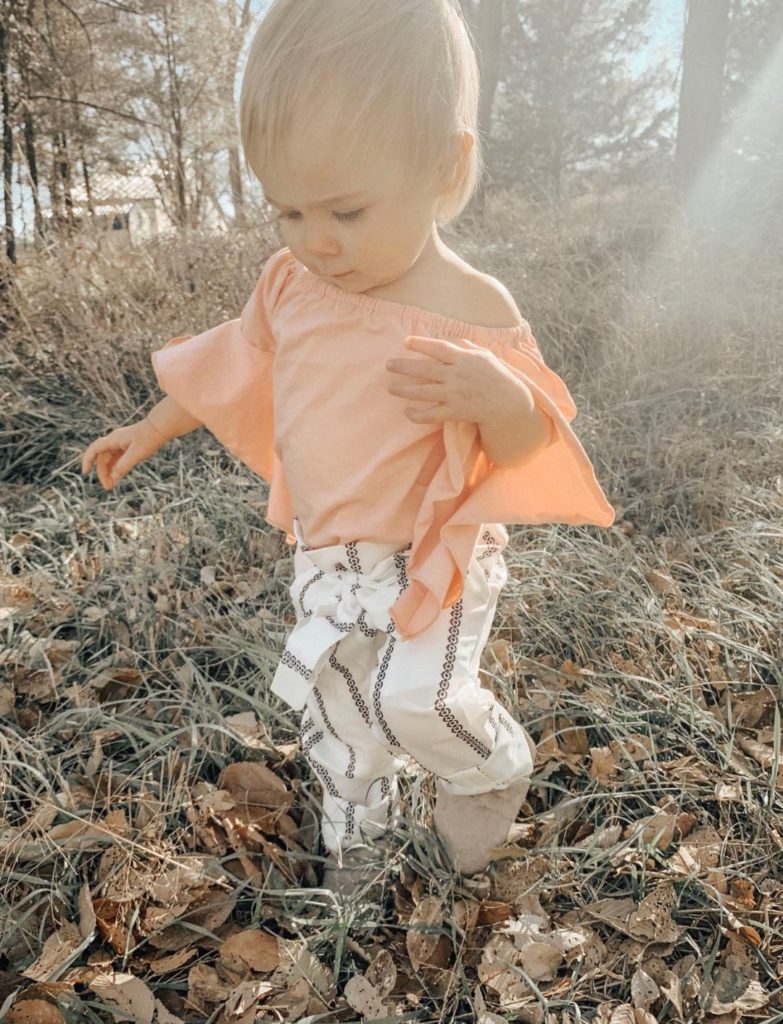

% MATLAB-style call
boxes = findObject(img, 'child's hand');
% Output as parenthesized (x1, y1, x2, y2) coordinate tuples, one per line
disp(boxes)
(81, 419, 165, 491)
(385, 335, 525, 425)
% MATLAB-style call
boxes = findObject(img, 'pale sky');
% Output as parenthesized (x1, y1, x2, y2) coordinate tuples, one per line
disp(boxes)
(12, 0, 689, 239)
(635, 0, 686, 77)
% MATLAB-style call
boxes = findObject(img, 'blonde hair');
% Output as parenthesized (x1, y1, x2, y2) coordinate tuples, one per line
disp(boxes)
(239, 0, 484, 226)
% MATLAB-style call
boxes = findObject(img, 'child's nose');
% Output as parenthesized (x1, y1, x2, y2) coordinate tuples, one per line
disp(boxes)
(304, 225, 339, 257)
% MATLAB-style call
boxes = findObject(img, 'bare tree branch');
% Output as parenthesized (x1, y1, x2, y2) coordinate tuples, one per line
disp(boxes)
(84, 0, 143, 13)
(49, 0, 94, 48)
(27, 93, 162, 128)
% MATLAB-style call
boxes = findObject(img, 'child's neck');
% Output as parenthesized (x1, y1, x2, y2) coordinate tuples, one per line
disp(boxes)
(363, 227, 470, 304)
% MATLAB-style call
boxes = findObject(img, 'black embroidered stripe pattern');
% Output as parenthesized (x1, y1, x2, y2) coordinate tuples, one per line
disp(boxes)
(351, 579, 380, 637)
(395, 551, 410, 592)
(279, 649, 312, 680)
(385, 550, 410, 634)
(309, 758, 342, 800)
(345, 540, 362, 575)
(358, 609, 380, 639)
(295, 523, 311, 553)
(488, 706, 500, 742)
(302, 728, 323, 757)
(477, 527, 499, 556)
(345, 801, 356, 838)
(381, 776, 394, 828)
(325, 615, 354, 634)
(372, 634, 404, 750)
(477, 528, 501, 579)
(297, 569, 324, 616)
(314, 685, 341, 740)
(300, 714, 355, 833)
(329, 650, 372, 725)
(435, 599, 492, 759)
(498, 709, 517, 735)
(302, 733, 341, 799)
(299, 713, 316, 740)
(312, 680, 358, 788)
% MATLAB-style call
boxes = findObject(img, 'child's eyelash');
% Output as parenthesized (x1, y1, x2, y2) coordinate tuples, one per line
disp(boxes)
(278, 209, 365, 223)
(335, 209, 364, 222)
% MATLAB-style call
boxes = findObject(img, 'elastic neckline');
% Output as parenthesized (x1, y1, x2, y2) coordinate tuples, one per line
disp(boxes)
(283, 247, 532, 345)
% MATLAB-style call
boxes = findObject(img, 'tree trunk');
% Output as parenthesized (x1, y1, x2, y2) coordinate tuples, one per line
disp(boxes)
(21, 0, 43, 240)
(48, 133, 62, 231)
(46, 23, 74, 237)
(674, 0, 731, 201)
(22, 111, 43, 240)
(55, 121, 75, 233)
(163, 0, 188, 228)
(1, 13, 16, 264)
(70, 77, 96, 228)
(228, 144, 244, 226)
(225, 0, 252, 226)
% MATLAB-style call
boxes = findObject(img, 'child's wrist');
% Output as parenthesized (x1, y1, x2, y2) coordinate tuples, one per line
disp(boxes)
(144, 411, 168, 442)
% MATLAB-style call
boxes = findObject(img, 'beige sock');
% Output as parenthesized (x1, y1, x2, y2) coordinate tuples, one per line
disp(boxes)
(433, 777, 531, 874)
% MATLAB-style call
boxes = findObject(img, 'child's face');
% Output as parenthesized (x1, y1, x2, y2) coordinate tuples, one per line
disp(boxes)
(258, 119, 447, 292)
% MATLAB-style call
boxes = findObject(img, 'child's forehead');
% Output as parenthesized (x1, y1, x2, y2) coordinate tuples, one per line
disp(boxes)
(263, 95, 416, 185)
(259, 138, 405, 207)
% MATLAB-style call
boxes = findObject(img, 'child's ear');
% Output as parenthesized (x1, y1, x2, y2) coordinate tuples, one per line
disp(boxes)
(459, 130, 476, 163)
(439, 130, 475, 195)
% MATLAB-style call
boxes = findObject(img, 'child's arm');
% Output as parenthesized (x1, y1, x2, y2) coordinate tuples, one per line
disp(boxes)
(145, 395, 203, 443)
(147, 248, 293, 483)
(476, 384, 555, 468)
(386, 334, 557, 468)
(81, 398, 202, 492)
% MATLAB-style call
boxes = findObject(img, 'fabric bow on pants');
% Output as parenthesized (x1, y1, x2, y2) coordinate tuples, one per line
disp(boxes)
(270, 517, 536, 858)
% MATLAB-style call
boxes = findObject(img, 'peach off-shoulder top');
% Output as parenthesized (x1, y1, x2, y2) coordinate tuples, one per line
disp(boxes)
(151, 246, 615, 640)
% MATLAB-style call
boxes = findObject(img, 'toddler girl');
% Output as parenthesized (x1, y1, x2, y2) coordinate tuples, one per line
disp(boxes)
(81, 0, 614, 897)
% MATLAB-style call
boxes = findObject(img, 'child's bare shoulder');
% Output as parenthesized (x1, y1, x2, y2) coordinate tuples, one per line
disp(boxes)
(429, 259, 523, 331)
(368, 252, 525, 330)
(461, 270, 525, 330)
(430, 246, 525, 329)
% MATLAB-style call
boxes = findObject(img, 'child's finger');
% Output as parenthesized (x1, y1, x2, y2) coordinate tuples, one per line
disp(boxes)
(403, 335, 469, 361)
(96, 450, 117, 489)
(386, 358, 446, 382)
(82, 441, 101, 474)
(82, 436, 113, 475)
(95, 450, 109, 488)
(111, 453, 133, 485)
(406, 402, 448, 422)
(399, 333, 454, 362)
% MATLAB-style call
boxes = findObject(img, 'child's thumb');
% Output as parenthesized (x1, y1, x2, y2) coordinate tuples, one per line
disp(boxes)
(111, 454, 133, 483)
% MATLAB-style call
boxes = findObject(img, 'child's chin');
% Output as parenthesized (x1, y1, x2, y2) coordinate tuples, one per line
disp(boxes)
(332, 273, 361, 290)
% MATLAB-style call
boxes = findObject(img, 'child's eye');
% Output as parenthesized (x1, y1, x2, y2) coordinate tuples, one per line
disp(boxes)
(278, 208, 365, 223)
(334, 208, 364, 223)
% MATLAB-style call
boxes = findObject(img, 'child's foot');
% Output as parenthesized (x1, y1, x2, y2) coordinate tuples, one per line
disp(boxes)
(321, 838, 391, 899)
(433, 777, 531, 875)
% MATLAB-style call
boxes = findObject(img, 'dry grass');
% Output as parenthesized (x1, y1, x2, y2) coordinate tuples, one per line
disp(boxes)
(1, 183, 781, 1023)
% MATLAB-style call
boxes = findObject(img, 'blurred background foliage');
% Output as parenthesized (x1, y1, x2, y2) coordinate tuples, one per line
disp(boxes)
(0, 0, 780, 269)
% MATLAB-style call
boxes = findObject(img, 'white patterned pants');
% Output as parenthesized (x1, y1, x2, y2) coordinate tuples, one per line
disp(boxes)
(278, 521, 536, 858)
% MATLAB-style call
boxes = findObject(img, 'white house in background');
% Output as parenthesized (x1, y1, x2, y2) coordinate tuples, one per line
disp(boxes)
(58, 158, 227, 243)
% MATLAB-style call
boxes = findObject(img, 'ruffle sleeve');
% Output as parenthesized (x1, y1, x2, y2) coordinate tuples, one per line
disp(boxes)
(150, 246, 296, 540)
(390, 324, 615, 640)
